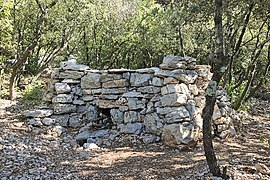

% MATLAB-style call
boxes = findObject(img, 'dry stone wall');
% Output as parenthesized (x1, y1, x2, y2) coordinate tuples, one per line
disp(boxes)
(24, 56, 237, 147)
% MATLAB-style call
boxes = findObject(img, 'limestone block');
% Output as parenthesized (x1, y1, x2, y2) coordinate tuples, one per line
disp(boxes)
(161, 123, 195, 146)
(161, 84, 189, 95)
(97, 100, 119, 108)
(24, 109, 53, 118)
(81, 89, 92, 95)
(128, 98, 145, 110)
(51, 114, 69, 126)
(85, 104, 99, 121)
(130, 73, 152, 86)
(118, 123, 143, 135)
(161, 93, 187, 107)
(54, 104, 76, 114)
(102, 88, 127, 94)
(110, 109, 124, 124)
(59, 70, 84, 79)
(55, 83, 71, 94)
(60, 61, 89, 71)
(100, 73, 122, 82)
(62, 79, 80, 84)
(164, 107, 190, 123)
(69, 115, 81, 128)
(73, 100, 85, 105)
(137, 86, 161, 94)
(52, 94, 73, 103)
(81, 73, 101, 89)
(99, 94, 119, 100)
(163, 56, 196, 64)
(213, 105, 221, 120)
(155, 69, 197, 84)
(122, 91, 144, 98)
(102, 79, 128, 88)
(42, 118, 55, 126)
(151, 77, 164, 86)
(188, 84, 199, 95)
(124, 111, 140, 123)
(185, 100, 196, 118)
(82, 96, 95, 101)
(164, 77, 179, 84)
(144, 113, 164, 135)
(150, 94, 162, 102)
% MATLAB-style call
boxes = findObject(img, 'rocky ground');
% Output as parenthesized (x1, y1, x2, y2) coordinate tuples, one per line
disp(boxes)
(0, 99, 270, 179)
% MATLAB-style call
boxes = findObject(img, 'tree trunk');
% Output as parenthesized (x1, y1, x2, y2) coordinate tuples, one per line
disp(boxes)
(9, 68, 19, 100)
(202, 0, 229, 178)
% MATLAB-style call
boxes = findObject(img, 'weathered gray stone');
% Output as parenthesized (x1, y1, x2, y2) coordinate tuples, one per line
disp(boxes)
(128, 98, 145, 110)
(99, 94, 119, 100)
(161, 123, 195, 146)
(137, 86, 161, 94)
(161, 84, 189, 95)
(75, 131, 91, 141)
(82, 96, 95, 101)
(122, 91, 144, 98)
(85, 104, 98, 121)
(59, 71, 84, 79)
(163, 56, 196, 64)
(151, 77, 164, 86)
(146, 101, 155, 114)
(164, 77, 179, 84)
(97, 100, 119, 108)
(118, 123, 143, 135)
(141, 134, 160, 144)
(60, 61, 89, 71)
(81, 73, 101, 89)
(124, 111, 140, 123)
(28, 118, 43, 127)
(155, 69, 197, 84)
(161, 93, 187, 107)
(83, 143, 100, 149)
(213, 105, 221, 120)
(130, 73, 152, 86)
(136, 68, 155, 73)
(54, 104, 76, 114)
(119, 106, 129, 112)
(100, 73, 122, 82)
(150, 94, 162, 102)
(102, 79, 128, 88)
(186, 100, 196, 118)
(52, 94, 73, 103)
(42, 118, 55, 126)
(72, 86, 81, 95)
(81, 89, 92, 95)
(102, 88, 127, 94)
(55, 83, 71, 94)
(73, 99, 85, 105)
(69, 116, 81, 128)
(144, 113, 164, 135)
(165, 107, 190, 123)
(51, 114, 69, 126)
(110, 109, 124, 124)
(62, 79, 81, 84)
(24, 109, 53, 118)
(108, 69, 134, 73)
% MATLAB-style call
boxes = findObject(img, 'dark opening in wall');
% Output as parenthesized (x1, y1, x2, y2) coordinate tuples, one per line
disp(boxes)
(92, 108, 113, 130)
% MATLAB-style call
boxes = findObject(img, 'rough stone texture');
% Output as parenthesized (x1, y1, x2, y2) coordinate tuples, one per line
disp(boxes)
(37, 56, 237, 148)
(54, 104, 76, 114)
(161, 93, 188, 107)
(81, 73, 101, 89)
(52, 94, 73, 103)
(118, 123, 143, 135)
(24, 109, 53, 118)
(55, 83, 71, 94)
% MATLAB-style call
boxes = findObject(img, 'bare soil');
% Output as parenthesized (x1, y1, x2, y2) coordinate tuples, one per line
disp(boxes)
(0, 99, 270, 179)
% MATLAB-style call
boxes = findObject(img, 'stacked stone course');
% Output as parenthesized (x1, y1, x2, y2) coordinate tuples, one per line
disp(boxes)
(24, 56, 237, 147)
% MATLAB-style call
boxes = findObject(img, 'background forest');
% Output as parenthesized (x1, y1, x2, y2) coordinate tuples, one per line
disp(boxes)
(0, 0, 270, 109)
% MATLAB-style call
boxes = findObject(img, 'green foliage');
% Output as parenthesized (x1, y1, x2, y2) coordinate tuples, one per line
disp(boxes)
(21, 82, 44, 103)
